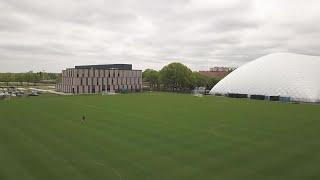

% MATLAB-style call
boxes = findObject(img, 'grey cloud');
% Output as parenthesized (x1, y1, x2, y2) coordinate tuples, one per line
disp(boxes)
(0, 42, 74, 56)
(0, 0, 319, 72)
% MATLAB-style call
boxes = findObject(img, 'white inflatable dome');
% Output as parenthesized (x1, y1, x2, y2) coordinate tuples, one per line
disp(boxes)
(210, 53, 320, 103)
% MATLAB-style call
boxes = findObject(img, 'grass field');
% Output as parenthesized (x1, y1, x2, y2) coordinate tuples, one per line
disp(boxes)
(1, 93, 319, 180)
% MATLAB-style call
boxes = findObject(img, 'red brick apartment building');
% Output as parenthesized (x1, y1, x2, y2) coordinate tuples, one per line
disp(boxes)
(199, 67, 235, 79)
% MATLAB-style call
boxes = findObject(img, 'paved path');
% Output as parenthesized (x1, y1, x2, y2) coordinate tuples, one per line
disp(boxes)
(29, 88, 70, 95)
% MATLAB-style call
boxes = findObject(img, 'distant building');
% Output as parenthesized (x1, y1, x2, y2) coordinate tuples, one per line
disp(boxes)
(56, 64, 142, 94)
(210, 67, 235, 72)
(199, 66, 235, 79)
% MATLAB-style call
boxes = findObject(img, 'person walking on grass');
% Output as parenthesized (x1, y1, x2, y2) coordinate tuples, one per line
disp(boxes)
(81, 115, 86, 123)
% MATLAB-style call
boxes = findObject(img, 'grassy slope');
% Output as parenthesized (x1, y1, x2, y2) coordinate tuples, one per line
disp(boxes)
(0, 93, 319, 180)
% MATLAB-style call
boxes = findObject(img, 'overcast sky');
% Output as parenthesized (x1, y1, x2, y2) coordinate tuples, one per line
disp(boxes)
(0, 0, 319, 72)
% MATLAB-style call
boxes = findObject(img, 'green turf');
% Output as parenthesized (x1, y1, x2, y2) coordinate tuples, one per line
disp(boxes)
(0, 93, 319, 180)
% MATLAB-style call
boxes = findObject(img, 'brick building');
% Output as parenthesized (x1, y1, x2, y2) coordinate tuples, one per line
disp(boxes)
(199, 66, 235, 79)
(56, 64, 142, 94)
(198, 71, 230, 79)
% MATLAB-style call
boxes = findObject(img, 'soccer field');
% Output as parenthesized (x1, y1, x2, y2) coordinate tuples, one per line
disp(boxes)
(0, 93, 319, 180)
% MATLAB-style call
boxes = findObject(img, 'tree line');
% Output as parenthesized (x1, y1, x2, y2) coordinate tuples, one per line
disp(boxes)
(0, 72, 61, 84)
(143, 62, 221, 92)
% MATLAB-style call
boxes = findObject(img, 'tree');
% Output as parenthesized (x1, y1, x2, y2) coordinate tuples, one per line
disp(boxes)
(159, 62, 192, 91)
(142, 69, 159, 90)
(206, 77, 220, 90)
(0, 72, 60, 85)
(191, 72, 209, 88)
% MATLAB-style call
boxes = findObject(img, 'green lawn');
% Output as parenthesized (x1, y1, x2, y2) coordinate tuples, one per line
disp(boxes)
(0, 93, 319, 180)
